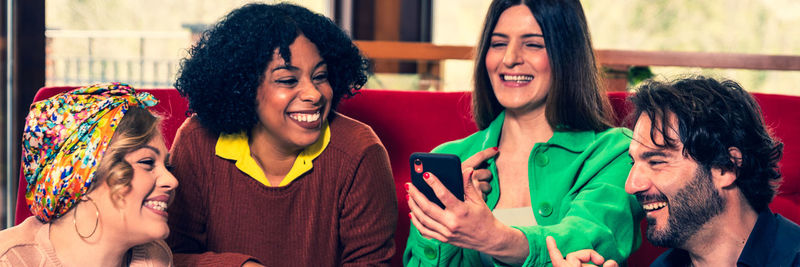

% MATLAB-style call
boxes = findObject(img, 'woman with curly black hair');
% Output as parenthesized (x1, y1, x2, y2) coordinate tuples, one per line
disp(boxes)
(166, 3, 397, 266)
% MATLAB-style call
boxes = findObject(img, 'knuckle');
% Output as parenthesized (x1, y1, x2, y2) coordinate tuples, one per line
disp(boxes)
(454, 209, 468, 218)
(442, 221, 456, 232)
(475, 170, 492, 179)
(450, 224, 463, 234)
(425, 175, 437, 186)
(434, 189, 447, 199)
(441, 231, 454, 241)
(480, 184, 491, 192)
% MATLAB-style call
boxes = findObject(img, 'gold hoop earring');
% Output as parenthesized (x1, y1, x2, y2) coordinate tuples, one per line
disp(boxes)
(73, 195, 100, 239)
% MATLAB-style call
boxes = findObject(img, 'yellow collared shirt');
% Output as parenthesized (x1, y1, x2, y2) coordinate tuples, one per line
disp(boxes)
(215, 123, 331, 187)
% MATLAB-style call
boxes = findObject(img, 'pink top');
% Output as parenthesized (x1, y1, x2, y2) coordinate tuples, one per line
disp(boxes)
(0, 216, 173, 267)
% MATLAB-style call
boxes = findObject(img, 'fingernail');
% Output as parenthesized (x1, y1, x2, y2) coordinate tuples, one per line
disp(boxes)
(492, 147, 498, 151)
(469, 170, 474, 178)
(423, 172, 430, 179)
(408, 212, 412, 218)
(404, 183, 410, 191)
(406, 194, 410, 201)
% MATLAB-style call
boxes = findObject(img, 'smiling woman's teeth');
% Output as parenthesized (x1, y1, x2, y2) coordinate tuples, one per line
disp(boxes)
(290, 112, 321, 122)
(502, 75, 533, 82)
(144, 201, 168, 211)
(643, 202, 667, 212)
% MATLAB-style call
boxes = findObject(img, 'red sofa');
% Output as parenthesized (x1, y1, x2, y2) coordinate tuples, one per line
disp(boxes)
(15, 87, 800, 266)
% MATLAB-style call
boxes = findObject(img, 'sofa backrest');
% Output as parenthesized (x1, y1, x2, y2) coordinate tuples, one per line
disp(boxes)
(15, 87, 800, 267)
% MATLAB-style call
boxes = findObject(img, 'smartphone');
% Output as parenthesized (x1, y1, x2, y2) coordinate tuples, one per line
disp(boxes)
(409, 152, 464, 209)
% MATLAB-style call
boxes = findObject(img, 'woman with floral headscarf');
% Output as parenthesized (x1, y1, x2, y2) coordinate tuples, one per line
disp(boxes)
(0, 83, 177, 267)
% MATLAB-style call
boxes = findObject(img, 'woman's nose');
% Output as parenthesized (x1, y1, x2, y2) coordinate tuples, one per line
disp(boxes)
(502, 43, 523, 67)
(298, 82, 323, 103)
(160, 167, 179, 190)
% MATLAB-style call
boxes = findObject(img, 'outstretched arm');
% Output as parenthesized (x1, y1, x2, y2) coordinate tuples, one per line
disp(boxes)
(546, 236, 618, 267)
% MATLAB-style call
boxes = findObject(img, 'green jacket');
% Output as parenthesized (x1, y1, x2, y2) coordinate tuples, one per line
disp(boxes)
(404, 111, 643, 266)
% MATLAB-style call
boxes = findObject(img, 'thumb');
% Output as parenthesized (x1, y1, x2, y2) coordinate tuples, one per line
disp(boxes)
(462, 167, 481, 202)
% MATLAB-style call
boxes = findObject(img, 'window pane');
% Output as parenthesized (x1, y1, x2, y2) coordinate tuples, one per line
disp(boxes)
(45, 0, 331, 88)
(431, 0, 800, 95)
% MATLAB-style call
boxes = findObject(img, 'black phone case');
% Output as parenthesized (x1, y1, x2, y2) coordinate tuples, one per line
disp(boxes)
(409, 152, 464, 209)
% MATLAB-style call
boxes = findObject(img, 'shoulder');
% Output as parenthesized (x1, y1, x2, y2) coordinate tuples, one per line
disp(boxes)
(595, 127, 632, 140)
(328, 112, 384, 153)
(176, 115, 214, 139)
(0, 217, 44, 256)
(651, 248, 689, 267)
(592, 127, 632, 148)
(581, 127, 633, 158)
(773, 223, 800, 266)
(130, 239, 173, 266)
(172, 115, 217, 148)
(550, 127, 631, 159)
(431, 129, 490, 159)
(433, 112, 501, 158)
(774, 214, 800, 252)
(775, 213, 800, 233)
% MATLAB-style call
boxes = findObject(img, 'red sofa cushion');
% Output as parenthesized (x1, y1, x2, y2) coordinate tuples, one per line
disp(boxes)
(758, 94, 800, 223)
(15, 87, 800, 267)
(337, 90, 477, 266)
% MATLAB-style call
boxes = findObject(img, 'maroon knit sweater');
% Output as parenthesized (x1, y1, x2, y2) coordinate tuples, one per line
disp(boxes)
(166, 113, 397, 267)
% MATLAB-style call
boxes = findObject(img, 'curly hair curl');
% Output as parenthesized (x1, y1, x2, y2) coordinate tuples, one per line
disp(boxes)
(94, 106, 162, 206)
(175, 3, 369, 134)
(630, 76, 783, 212)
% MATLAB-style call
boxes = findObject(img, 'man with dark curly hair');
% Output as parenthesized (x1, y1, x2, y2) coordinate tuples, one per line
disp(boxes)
(626, 77, 800, 266)
(165, 3, 397, 266)
(548, 76, 800, 267)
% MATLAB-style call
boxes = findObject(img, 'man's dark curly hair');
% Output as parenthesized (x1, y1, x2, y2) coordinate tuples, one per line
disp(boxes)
(629, 76, 783, 212)
(175, 3, 369, 134)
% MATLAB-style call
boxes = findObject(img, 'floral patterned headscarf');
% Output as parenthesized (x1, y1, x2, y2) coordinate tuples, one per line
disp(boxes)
(21, 82, 158, 222)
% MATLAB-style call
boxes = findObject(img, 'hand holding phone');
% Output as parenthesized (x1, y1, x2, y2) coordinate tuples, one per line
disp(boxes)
(409, 152, 464, 209)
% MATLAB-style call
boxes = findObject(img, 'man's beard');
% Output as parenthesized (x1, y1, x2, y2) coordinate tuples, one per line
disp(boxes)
(643, 166, 726, 248)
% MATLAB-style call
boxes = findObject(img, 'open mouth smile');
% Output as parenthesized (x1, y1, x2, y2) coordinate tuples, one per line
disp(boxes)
(501, 74, 533, 83)
(288, 111, 321, 123)
(637, 193, 669, 214)
(144, 200, 168, 211)
(642, 201, 667, 212)
(287, 109, 324, 129)
(143, 195, 170, 217)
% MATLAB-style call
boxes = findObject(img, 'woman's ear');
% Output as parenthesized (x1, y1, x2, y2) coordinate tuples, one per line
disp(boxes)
(111, 187, 131, 208)
(93, 182, 127, 209)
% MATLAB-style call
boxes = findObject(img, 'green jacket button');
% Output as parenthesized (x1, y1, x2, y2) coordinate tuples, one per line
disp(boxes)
(535, 154, 549, 166)
(538, 202, 553, 217)
(424, 246, 437, 260)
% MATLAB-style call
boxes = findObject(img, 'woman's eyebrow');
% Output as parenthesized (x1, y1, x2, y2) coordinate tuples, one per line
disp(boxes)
(271, 64, 299, 73)
(521, 33, 543, 38)
(141, 145, 160, 155)
(314, 61, 327, 71)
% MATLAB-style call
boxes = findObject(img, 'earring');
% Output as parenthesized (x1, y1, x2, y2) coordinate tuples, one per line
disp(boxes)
(73, 195, 100, 239)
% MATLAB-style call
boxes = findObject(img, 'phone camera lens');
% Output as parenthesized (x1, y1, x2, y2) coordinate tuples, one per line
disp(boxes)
(414, 158, 422, 166)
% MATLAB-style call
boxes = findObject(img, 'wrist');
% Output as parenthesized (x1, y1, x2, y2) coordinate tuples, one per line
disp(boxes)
(483, 221, 529, 265)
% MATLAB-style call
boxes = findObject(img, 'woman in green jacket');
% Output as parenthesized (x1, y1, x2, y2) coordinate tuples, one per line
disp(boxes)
(404, 0, 642, 266)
